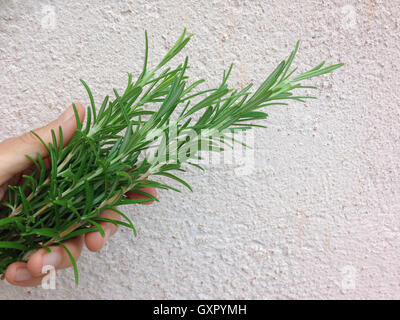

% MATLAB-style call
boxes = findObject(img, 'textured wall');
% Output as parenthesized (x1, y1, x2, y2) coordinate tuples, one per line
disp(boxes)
(0, 0, 399, 299)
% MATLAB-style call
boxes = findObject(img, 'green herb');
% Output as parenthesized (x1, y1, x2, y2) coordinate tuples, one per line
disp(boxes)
(0, 29, 343, 283)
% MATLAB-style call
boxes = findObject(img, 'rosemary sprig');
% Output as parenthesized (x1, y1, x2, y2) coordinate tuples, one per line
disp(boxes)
(0, 29, 343, 282)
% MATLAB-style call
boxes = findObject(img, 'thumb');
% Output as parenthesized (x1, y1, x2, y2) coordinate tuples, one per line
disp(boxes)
(0, 103, 85, 186)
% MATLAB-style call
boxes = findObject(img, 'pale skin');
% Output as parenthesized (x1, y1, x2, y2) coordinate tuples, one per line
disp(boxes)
(0, 103, 156, 286)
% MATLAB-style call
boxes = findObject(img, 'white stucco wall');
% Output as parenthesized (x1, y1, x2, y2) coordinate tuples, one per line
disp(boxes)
(0, 0, 399, 299)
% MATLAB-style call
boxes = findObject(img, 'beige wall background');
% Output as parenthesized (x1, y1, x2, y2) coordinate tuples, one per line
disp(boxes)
(0, 0, 399, 299)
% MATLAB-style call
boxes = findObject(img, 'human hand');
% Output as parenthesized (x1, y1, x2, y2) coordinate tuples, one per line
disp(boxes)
(0, 104, 156, 286)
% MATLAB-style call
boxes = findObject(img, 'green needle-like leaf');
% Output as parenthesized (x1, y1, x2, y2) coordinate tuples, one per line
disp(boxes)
(0, 29, 343, 282)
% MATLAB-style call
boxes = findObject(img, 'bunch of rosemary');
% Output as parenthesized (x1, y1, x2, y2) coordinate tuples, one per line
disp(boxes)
(0, 29, 342, 283)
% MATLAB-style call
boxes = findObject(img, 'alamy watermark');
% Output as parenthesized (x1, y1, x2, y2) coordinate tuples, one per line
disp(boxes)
(40, 5, 57, 30)
(341, 265, 356, 291)
(142, 125, 256, 176)
(41, 264, 56, 289)
(341, 5, 357, 30)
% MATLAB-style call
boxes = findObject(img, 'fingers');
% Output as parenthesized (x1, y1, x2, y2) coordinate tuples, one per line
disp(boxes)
(85, 187, 157, 252)
(0, 174, 23, 201)
(0, 103, 85, 186)
(28, 235, 85, 277)
(4, 188, 157, 288)
(4, 186, 158, 286)
(5, 235, 84, 286)
(126, 186, 158, 205)
(85, 186, 157, 252)
(85, 209, 121, 252)
(4, 262, 44, 287)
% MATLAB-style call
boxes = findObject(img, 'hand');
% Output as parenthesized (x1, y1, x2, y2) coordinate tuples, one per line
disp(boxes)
(0, 104, 156, 287)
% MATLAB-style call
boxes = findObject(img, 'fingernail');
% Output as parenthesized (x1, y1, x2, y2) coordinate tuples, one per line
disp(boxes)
(58, 105, 75, 123)
(43, 250, 62, 268)
(15, 267, 32, 282)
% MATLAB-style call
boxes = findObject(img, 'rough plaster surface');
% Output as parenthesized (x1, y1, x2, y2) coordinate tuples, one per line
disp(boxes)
(0, 0, 399, 299)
